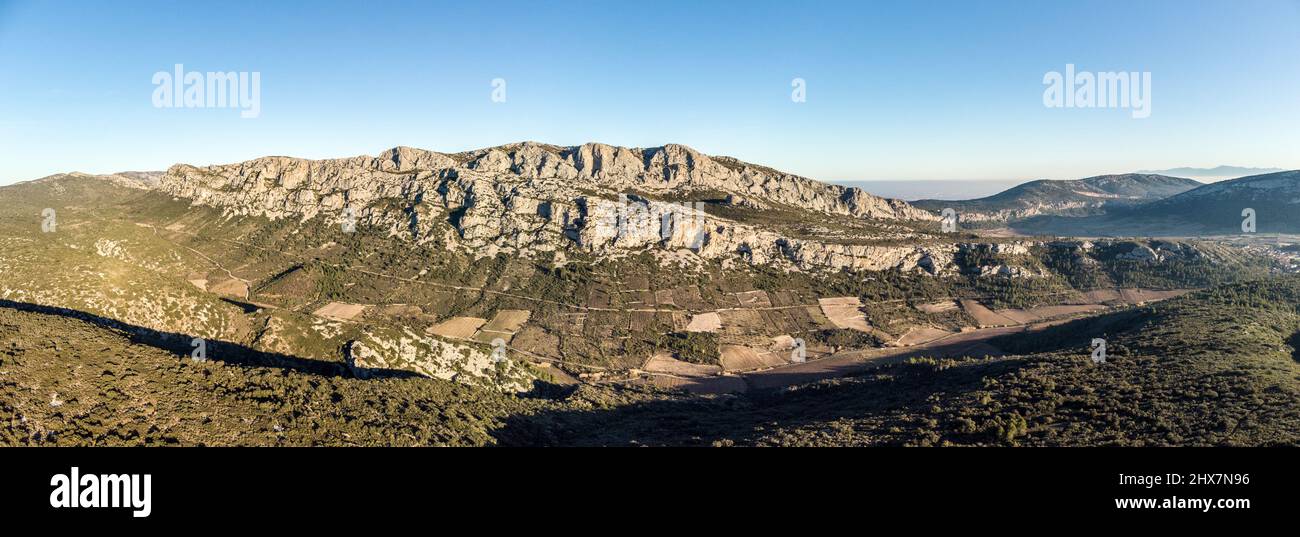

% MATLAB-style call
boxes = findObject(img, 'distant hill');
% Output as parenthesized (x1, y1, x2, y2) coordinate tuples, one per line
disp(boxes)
(1139, 170, 1300, 233)
(1011, 170, 1300, 235)
(1138, 165, 1284, 181)
(24, 171, 162, 190)
(912, 173, 1201, 223)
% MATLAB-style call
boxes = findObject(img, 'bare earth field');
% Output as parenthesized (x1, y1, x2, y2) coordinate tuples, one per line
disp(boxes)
(895, 326, 956, 346)
(642, 353, 723, 377)
(427, 316, 487, 339)
(719, 344, 787, 372)
(635, 288, 1193, 394)
(684, 312, 722, 332)
(473, 309, 532, 344)
(959, 299, 1019, 327)
(818, 297, 873, 331)
(312, 302, 368, 321)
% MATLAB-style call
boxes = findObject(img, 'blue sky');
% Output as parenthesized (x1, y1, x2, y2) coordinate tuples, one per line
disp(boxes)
(1, 0, 1298, 185)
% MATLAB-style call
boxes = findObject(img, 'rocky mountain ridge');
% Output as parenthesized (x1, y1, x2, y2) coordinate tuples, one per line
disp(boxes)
(30, 144, 1237, 276)
(156, 143, 978, 274)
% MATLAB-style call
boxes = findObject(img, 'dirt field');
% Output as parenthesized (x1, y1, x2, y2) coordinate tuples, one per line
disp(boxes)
(631, 374, 747, 395)
(1119, 288, 1186, 304)
(427, 316, 487, 339)
(1080, 289, 1123, 304)
(685, 312, 722, 332)
(719, 344, 786, 372)
(895, 326, 955, 346)
(717, 309, 766, 336)
(734, 290, 773, 308)
(311, 301, 367, 320)
(654, 289, 676, 306)
(649, 288, 1193, 394)
(642, 353, 722, 377)
(681, 324, 1018, 394)
(818, 297, 873, 332)
(509, 325, 562, 360)
(207, 278, 250, 299)
(994, 304, 1106, 324)
(959, 299, 1018, 327)
(474, 309, 532, 343)
(484, 309, 531, 332)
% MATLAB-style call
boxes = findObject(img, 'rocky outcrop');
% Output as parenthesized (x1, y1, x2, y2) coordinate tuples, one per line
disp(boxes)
(149, 143, 1089, 275)
(977, 264, 1045, 278)
(939, 200, 1107, 223)
(160, 142, 932, 219)
(345, 326, 534, 393)
(1117, 244, 1161, 263)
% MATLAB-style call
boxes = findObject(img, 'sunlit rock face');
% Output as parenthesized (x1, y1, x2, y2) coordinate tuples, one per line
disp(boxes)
(156, 142, 1087, 275)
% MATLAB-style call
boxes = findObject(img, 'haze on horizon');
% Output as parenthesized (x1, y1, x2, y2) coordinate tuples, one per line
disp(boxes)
(1, 0, 1298, 186)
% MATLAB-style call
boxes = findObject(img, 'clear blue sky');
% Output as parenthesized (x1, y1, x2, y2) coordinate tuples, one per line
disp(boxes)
(1, 0, 1298, 185)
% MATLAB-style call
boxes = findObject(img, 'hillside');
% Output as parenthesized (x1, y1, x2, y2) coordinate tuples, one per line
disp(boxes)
(497, 277, 1300, 446)
(1011, 170, 1300, 236)
(7, 276, 1299, 446)
(0, 304, 533, 446)
(913, 173, 1200, 224)
(1140, 170, 1300, 232)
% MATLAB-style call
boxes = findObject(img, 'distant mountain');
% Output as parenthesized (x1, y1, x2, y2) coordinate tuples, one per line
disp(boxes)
(1139, 170, 1300, 232)
(1011, 170, 1300, 235)
(1138, 165, 1284, 181)
(27, 170, 163, 190)
(912, 173, 1201, 223)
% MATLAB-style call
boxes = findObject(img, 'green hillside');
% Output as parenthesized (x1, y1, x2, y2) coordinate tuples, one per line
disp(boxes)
(5, 276, 1299, 446)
